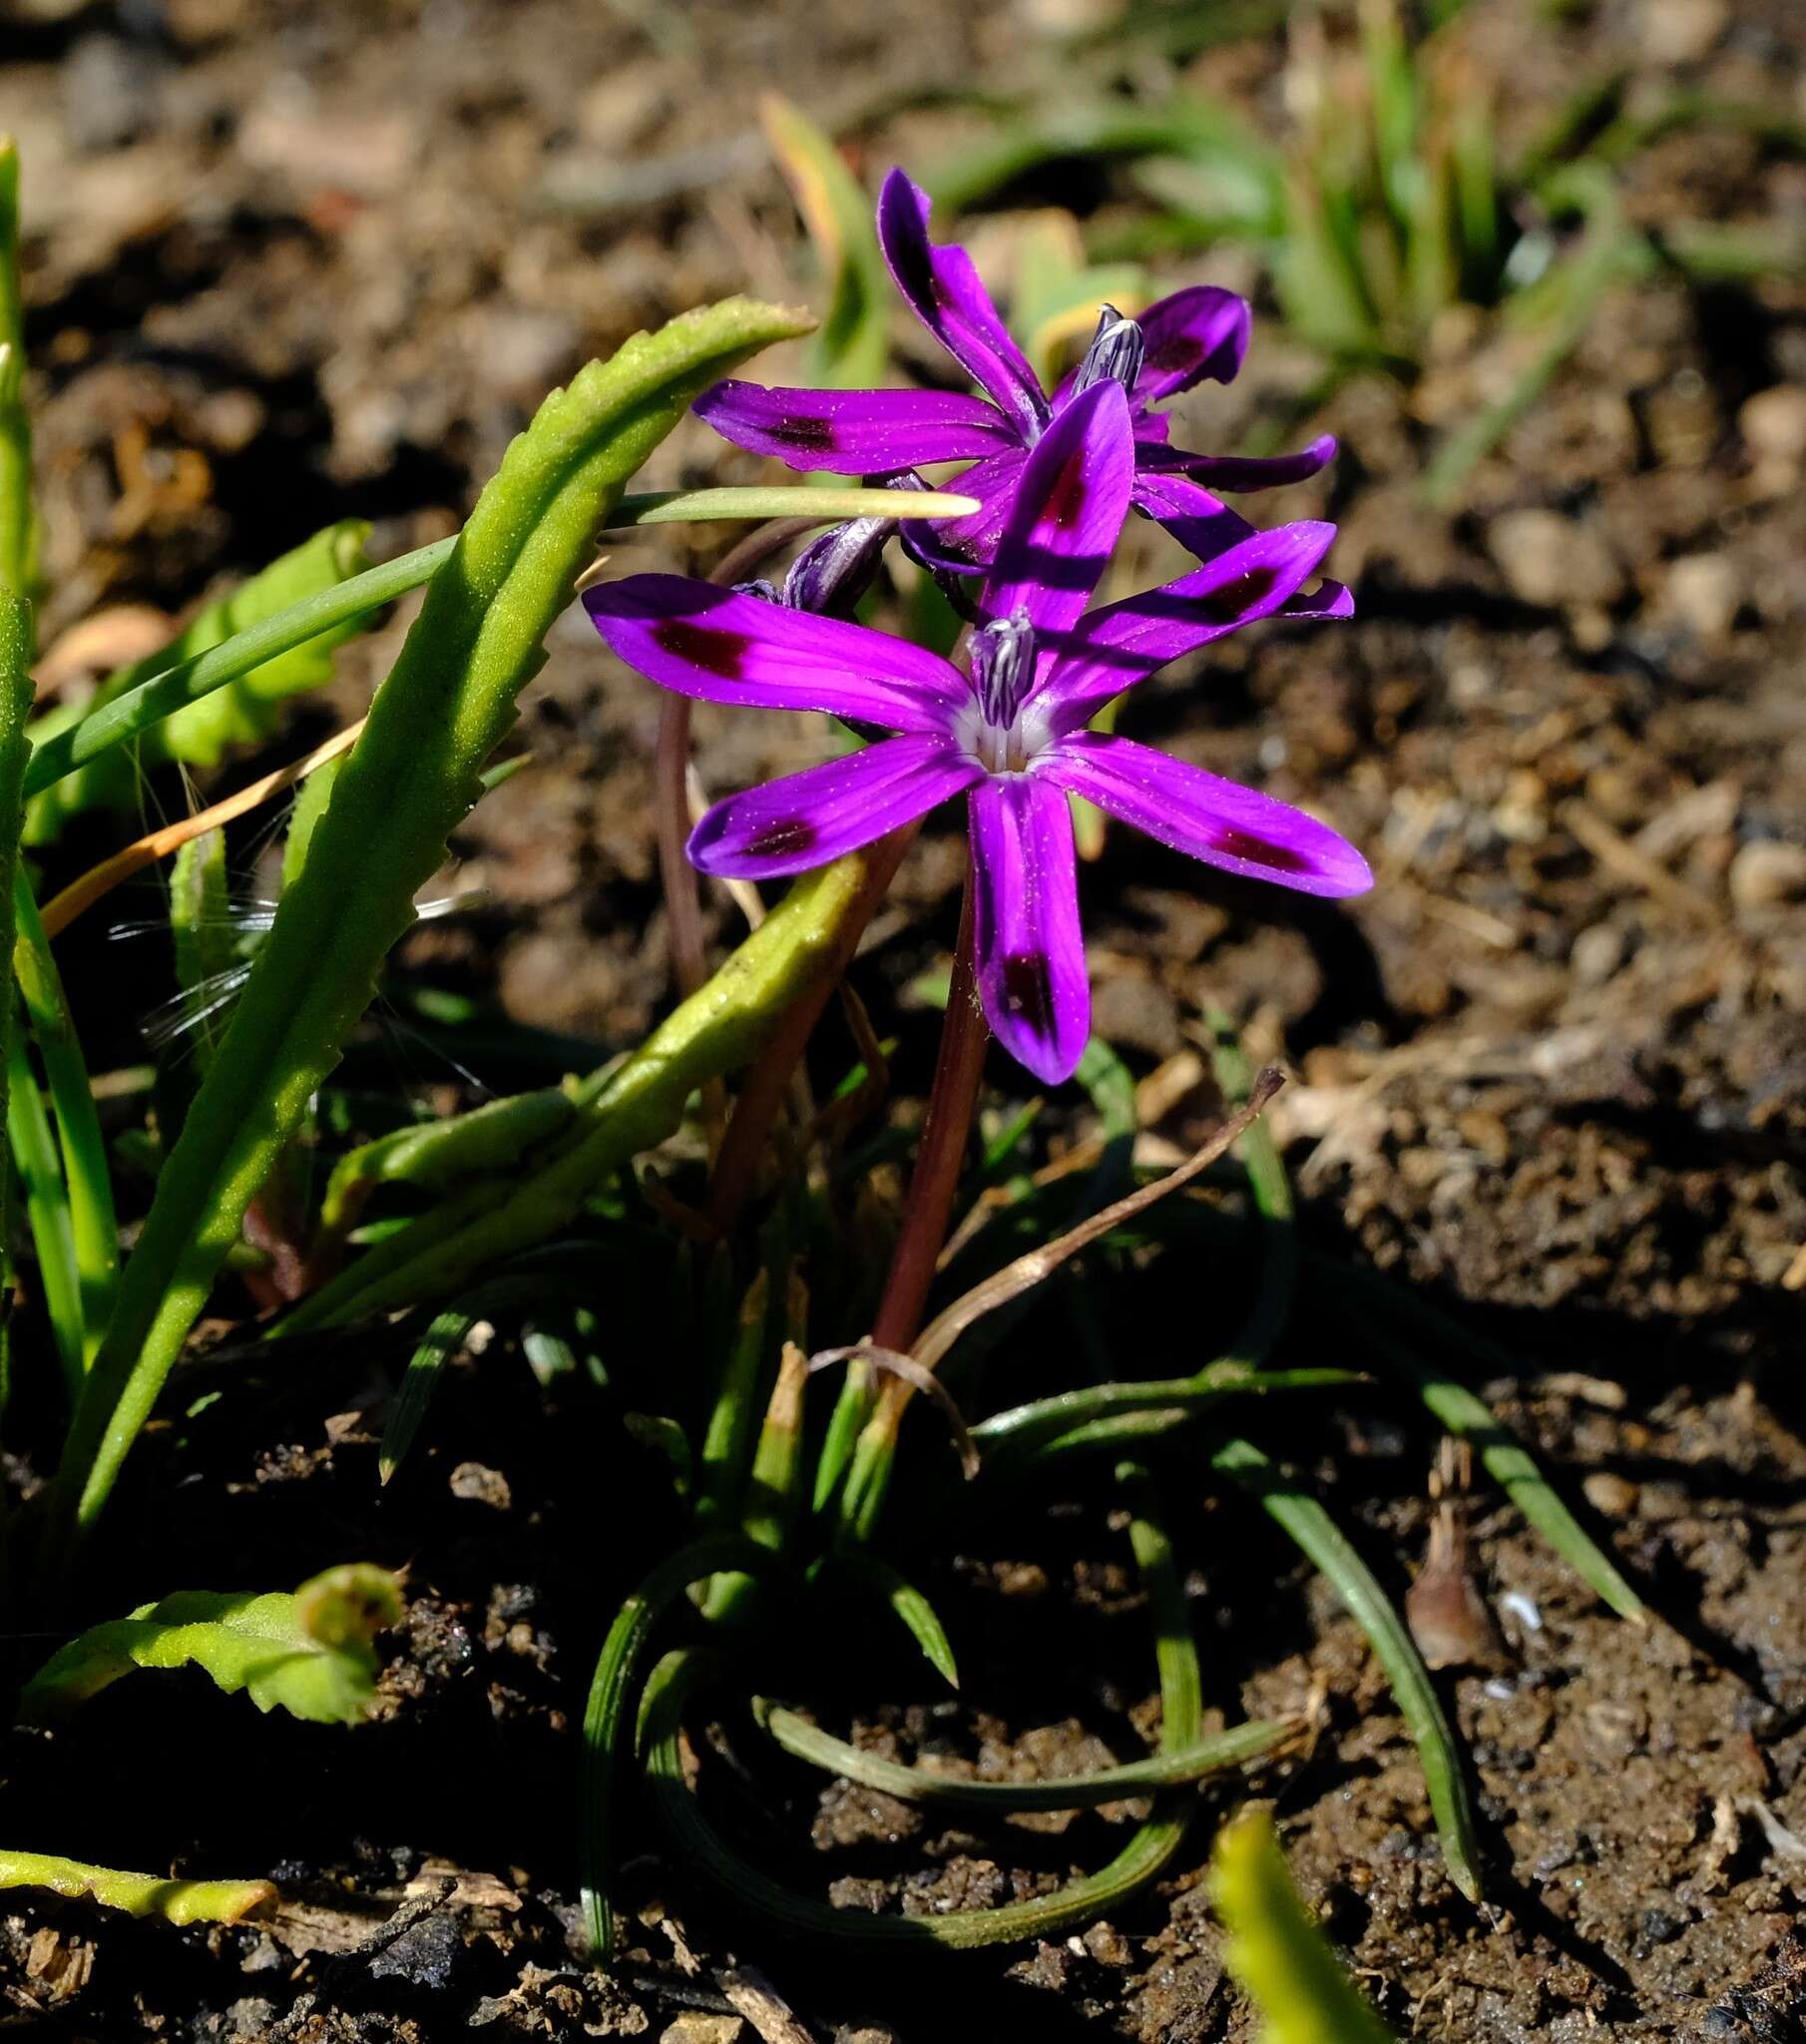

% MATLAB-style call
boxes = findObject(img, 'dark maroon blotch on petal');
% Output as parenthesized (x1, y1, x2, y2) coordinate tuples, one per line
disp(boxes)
(1042, 444, 1093, 533)
(764, 413, 839, 453)
(1211, 826, 1313, 873)
(1198, 566, 1280, 624)
(1001, 951, 1058, 1042)
(652, 618, 750, 679)
(747, 818, 819, 858)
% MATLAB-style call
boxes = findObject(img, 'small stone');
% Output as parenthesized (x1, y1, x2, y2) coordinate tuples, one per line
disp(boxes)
(1572, 923, 1624, 986)
(1640, 1906, 1685, 1944)
(1740, 384, 1806, 467)
(660, 2018, 743, 2044)
(1661, 554, 1741, 641)
(1642, 0, 1726, 60)
(1489, 508, 1625, 611)
(1582, 1471, 1637, 1518)
(449, 1462, 512, 1510)
(1729, 839, 1806, 908)
(368, 1910, 462, 1989)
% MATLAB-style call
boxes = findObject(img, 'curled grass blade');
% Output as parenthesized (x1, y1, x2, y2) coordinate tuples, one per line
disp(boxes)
(0, 1849, 274, 1926)
(51, 296, 814, 1551)
(579, 1533, 767, 1963)
(1208, 1434, 1481, 1901)
(755, 1701, 1291, 1810)
(637, 1463, 1202, 1949)
(1212, 1808, 1399, 2044)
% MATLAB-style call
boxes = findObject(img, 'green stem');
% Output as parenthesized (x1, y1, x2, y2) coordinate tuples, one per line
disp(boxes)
(0, 142, 34, 608)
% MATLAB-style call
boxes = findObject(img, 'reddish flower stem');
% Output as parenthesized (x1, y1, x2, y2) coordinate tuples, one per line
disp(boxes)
(868, 863, 988, 1356)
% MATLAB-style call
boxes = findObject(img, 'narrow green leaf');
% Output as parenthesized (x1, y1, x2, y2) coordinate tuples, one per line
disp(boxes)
(6, 995, 81, 1389)
(0, 593, 36, 1400)
(815, 1552, 960, 1689)
(21, 1562, 402, 1726)
(13, 875, 118, 1359)
(52, 295, 814, 1549)
(378, 1304, 478, 1485)
(0, 1849, 274, 1926)
(1212, 1808, 1399, 2044)
(613, 485, 977, 525)
(1209, 1435, 1482, 1900)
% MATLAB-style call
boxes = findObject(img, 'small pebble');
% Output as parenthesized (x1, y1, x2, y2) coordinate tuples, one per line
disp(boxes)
(1572, 922, 1625, 986)
(449, 1461, 512, 1510)
(1582, 1471, 1637, 1518)
(1661, 554, 1742, 641)
(661, 2020, 743, 2044)
(1490, 508, 1625, 611)
(1740, 384, 1806, 468)
(1728, 839, 1806, 908)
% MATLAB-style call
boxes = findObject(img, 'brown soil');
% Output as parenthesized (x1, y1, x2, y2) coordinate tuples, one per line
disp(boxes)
(1, 0, 1804, 2038)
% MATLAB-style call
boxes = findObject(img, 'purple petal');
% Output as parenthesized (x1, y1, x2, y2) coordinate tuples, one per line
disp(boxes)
(584, 575, 965, 734)
(980, 379, 1135, 642)
(898, 445, 1027, 575)
(968, 774, 1090, 1084)
(1038, 734, 1371, 898)
(877, 170, 1048, 440)
(1037, 520, 1339, 737)
(692, 380, 1017, 475)
(1132, 286, 1250, 405)
(689, 736, 983, 879)
(1279, 578, 1355, 621)
(1129, 468, 1256, 562)
(1142, 433, 1338, 493)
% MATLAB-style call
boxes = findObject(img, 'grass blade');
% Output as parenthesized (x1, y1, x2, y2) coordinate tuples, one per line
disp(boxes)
(1209, 1434, 1482, 1901)
(760, 95, 890, 388)
(7, 1028, 82, 1391)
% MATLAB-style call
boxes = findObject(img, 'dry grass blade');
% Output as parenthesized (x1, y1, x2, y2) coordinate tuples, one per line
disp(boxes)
(41, 718, 366, 939)
(912, 1068, 1285, 1375)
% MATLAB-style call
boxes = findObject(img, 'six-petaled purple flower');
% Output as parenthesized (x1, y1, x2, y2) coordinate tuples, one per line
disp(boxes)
(692, 168, 1337, 574)
(586, 380, 1369, 1084)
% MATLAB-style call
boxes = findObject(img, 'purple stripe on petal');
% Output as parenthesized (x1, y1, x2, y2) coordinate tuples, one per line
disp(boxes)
(692, 380, 1018, 475)
(980, 379, 1135, 641)
(877, 170, 1049, 440)
(968, 774, 1090, 1085)
(1131, 286, 1250, 405)
(688, 736, 982, 879)
(1142, 433, 1338, 493)
(1037, 519, 1338, 737)
(1038, 734, 1372, 898)
(584, 575, 966, 735)
(898, 445, 1027, 574)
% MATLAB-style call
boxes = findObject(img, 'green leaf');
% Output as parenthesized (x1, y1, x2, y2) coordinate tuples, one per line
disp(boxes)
(20, 1562, 403, 1726)
(0, 1849, 274, 1925)
(761, 96, 890, 387)
(50, 294, 814, 1551)
(1212, 1809, 1399, 2044)
(1010, 210, 1147, 387)
(0, 593, 36, 1394)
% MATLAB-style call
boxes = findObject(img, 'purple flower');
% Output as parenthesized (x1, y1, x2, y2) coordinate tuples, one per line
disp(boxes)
(585, 382, 1368, 1085)
(691, 168, 1336, 574)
